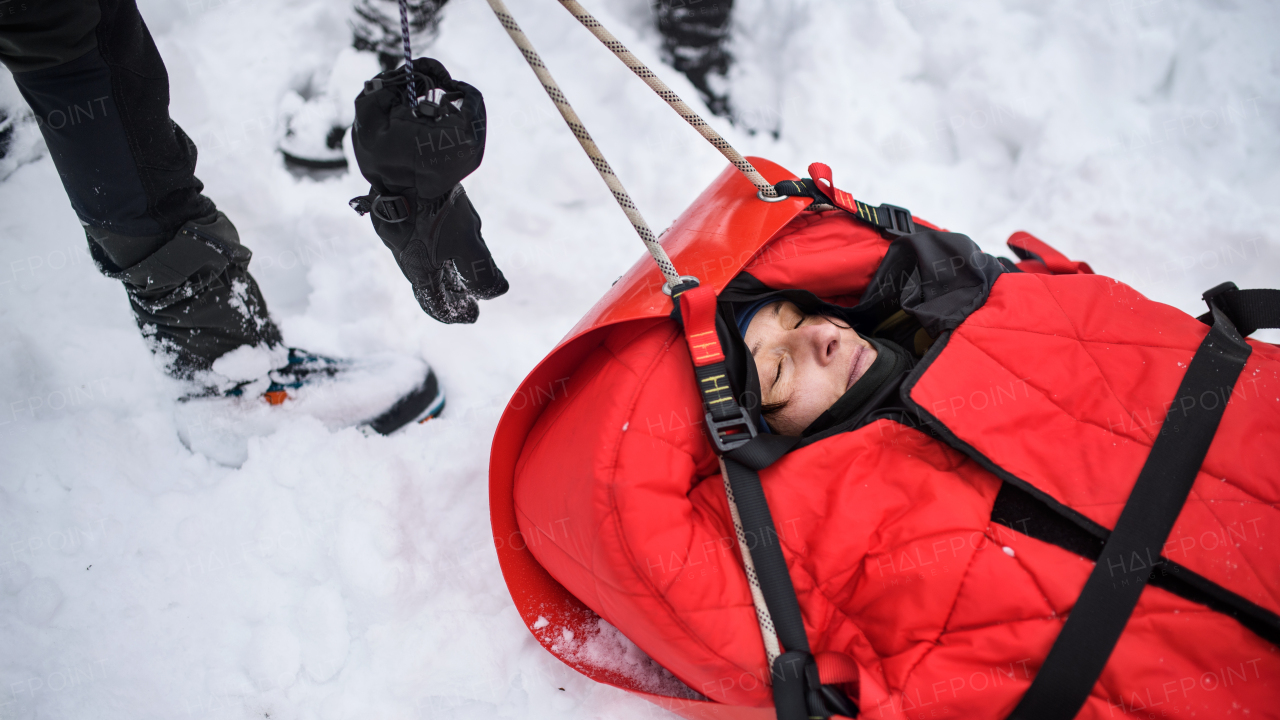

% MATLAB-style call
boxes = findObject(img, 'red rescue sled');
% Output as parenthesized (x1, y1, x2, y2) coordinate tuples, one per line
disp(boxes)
(489, 158, 808, 718)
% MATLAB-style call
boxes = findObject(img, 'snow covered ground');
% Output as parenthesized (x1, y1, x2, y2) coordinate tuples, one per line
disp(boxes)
(1, 0, 1277, 717)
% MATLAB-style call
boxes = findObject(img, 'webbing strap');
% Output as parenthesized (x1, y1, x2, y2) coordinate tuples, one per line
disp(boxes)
(1196, 286, 1280, 338)
(773, 163, 915, 238)
(675, 283, 851, 719)
(721, 451, 806, 652)
(1007, 296, 1256, 720)
(721, 453, 812, 719)
(679, 285, 758, 449)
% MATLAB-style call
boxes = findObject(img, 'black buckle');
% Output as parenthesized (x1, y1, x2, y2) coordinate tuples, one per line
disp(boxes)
(1202, 281, 1238, 306)
(1197, 281, 1243, 329)
(878, 203, 915, 237)
(371, 195, 411, 223)
(705, 407, 758, 453)
(1202, 281, 1238, 317)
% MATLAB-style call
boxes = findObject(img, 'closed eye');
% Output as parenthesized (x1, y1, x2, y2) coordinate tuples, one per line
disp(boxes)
(769, 311, 804, 394)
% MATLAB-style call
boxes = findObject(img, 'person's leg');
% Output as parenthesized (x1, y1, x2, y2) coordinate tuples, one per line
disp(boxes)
(3, 0, 446, 451)
(0, 0, 280, 385)
(653, 0, 734, 118)
(279, 0, 448, 171)
(350, 0, 449, 72)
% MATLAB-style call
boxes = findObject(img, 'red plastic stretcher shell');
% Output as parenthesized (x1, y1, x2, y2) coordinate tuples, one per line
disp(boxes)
(488, 158, 808, 719)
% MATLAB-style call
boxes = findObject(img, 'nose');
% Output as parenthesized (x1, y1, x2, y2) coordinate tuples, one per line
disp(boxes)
(799, 320, 841, 366)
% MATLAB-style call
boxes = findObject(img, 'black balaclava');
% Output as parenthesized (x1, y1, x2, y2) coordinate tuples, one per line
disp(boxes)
(800, 336, 912, 437)
(731, 292, 915, 437)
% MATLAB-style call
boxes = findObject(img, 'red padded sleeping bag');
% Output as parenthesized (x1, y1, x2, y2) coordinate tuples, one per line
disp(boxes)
(499, 160, 1280, 719)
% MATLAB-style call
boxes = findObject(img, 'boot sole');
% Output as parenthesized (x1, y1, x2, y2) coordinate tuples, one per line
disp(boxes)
(364, 367, 445, 435)
(280, 149, 349, 170)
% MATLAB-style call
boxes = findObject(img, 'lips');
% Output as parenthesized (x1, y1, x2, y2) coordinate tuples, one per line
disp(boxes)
(845, 343, 878, 392)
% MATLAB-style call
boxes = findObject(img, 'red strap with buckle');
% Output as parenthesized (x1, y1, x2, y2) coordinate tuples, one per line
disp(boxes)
(678, 285, 725, 367)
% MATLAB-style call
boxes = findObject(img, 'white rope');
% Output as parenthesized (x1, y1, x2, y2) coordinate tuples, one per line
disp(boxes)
(557, 0, 778, 198)
(720, 458, 782, 672)
(483, 0, 683, 287)
(485, 2, 782, 672)
(558, 0, 786, 664)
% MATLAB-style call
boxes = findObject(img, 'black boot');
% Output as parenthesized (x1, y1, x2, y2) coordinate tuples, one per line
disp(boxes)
(86, 212, 284, 387)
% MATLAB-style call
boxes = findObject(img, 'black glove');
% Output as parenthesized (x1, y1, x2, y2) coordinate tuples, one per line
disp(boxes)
(350, 58, 508, 323)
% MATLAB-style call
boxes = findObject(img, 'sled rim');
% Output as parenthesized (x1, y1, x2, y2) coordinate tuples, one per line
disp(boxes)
(489, 158, 807, 717)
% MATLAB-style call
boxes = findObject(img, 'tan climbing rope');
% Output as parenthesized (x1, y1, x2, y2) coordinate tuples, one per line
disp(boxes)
(484, 0, 786, 672)
(483, 0, 684, 288)
(556, 0, 779, 200)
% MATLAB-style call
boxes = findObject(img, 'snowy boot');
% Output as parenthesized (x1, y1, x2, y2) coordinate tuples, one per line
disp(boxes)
(278, 89, 350, 173)
(90, 210, 443, 465)
(277, 48, 383, 174)
(87, 210, 284, 385)
(174, 346, 445, 467)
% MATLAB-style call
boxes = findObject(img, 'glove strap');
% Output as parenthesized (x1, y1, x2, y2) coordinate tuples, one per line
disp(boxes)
(349, 194, 412, 223)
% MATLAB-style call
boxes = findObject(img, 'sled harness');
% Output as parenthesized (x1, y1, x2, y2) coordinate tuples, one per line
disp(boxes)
(469, 2, 1280, 719)
(673, 274, 1280, 720)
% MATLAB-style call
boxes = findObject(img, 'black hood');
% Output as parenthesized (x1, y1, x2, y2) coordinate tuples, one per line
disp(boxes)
(707, 229, 1007, 438)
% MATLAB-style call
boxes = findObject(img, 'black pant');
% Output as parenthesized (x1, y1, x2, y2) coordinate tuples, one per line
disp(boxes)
(654, 0, 734, 118)
(1, 0, 279, 383)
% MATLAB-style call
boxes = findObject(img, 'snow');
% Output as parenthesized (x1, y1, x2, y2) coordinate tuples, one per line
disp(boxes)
(543, 616, 704, 701)
(1, 0, 1278, 717)
(211, 345, 283, 383)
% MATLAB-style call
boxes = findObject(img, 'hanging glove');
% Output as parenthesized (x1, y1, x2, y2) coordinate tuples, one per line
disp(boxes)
(349, 57, 508, 323)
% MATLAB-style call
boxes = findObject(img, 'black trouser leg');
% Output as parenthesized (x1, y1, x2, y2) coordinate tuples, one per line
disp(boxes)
(0, 0, 280, 384)
(653, 0, 734, 118)
(350, 0, 449, 71)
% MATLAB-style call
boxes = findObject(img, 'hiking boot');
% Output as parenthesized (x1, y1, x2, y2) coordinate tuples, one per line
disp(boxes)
(278, 89, 349, 173)
(174, 346, 445, 466)
(276, 46, 385, 175)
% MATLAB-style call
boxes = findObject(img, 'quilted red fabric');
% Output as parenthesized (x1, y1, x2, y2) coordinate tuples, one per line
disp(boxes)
(513, 212, 1280, 718)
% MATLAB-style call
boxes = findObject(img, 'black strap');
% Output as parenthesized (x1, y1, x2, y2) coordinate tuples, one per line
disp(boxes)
(674, 284, 853, 719)
(1197, 284, 1280, 338)
(348, 193, 411, 223)
(773, 178, 915, 238)
(1007, 291, 1258, 720)
(990, 281, 1280, 659)
(992, 482, 1280, 646)
(725, 442, 866, 719)
(722, 445, 804, 650)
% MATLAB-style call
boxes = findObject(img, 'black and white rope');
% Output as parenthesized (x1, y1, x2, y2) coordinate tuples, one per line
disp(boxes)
(558, 0, 777, 198)
(720, 458, 783, 670)
(484, 0, 682, 287)
(398, 0, 418, 107)
(555, 0, 785, 662)
(487, 0, 782, 667)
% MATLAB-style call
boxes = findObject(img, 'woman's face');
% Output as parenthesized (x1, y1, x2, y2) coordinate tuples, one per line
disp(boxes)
(744, 300, 878, 436)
